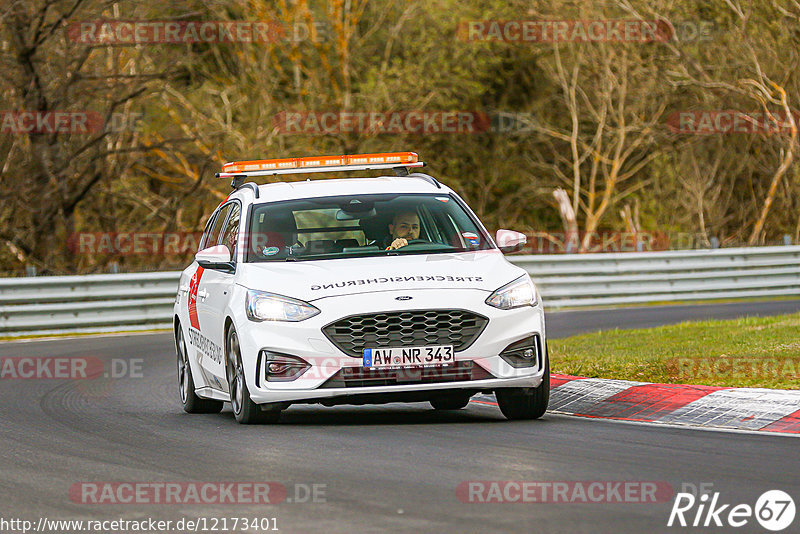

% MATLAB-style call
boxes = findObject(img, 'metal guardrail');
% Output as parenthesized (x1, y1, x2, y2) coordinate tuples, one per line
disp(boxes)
(1, 246, 799, 337)
(0, 272, 180, 337)
(518, 246, 800, 308)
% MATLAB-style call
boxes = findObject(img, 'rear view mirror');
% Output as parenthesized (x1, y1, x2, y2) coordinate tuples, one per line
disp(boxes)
(495, 230, 527, 253)
(336, 207, 377, 221)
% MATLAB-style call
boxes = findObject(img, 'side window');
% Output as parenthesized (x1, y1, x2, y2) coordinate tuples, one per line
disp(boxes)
(206, 204, 233, 249)
(199, 210, 219, 251)
(220, 203, 241, 260)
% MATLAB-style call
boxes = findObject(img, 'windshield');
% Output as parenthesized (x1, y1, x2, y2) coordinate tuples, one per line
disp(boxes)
(245, 193, 493, 262)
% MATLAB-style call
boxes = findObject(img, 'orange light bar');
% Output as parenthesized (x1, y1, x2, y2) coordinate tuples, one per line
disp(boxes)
(222, 152, 418, 174)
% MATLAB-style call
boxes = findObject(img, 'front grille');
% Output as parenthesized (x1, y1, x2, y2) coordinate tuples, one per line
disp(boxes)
(322, 309, 489, 358)
(319, 361, 494, 388)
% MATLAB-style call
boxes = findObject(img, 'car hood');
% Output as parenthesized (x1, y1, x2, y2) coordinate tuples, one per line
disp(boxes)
(236, 250, 526, 302)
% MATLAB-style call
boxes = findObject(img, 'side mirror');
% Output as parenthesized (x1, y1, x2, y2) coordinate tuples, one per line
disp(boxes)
(195, 245, 235, 273)
(495, 230, 527, 254)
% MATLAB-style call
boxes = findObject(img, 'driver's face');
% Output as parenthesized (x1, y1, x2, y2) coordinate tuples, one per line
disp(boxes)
(389, 213, 420, 240)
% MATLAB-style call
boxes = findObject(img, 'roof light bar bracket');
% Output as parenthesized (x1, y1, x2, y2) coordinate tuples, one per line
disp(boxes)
(222, 174, 260, 198)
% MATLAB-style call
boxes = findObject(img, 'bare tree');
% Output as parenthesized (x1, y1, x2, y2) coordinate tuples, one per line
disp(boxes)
(0, 0, 180, 273)
(520, 42, 666, 251)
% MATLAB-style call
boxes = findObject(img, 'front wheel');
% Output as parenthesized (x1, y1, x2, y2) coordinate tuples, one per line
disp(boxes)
(226, 326, 281, 424)
(176, 323, 223, 414)
(495, 347, 550, 420)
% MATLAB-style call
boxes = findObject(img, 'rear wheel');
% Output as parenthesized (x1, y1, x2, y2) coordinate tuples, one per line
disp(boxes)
(226, 326, 281, 424)
(176, 323, 223, 414)
(495, 347, 550, 420)
(430, 395, 471, 410)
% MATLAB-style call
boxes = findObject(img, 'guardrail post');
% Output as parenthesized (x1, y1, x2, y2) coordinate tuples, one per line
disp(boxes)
(25, 265, 37, 277)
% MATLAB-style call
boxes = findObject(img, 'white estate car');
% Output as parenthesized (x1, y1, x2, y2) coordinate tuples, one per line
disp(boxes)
(173, 152, 549, 424)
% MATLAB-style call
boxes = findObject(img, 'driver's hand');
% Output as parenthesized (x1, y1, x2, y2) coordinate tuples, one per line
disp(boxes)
(387, 238, 408, 250)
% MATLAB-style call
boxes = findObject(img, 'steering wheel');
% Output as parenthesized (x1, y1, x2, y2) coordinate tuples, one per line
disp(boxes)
(386, 238, 427, 250)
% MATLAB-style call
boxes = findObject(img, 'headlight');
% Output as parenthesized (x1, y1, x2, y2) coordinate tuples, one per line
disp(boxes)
(485, 275, 538, 310)
(245, 289, 320, 322)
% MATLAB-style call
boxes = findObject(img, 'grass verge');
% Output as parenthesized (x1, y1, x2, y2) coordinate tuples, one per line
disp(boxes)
(552, 295, 800, 311)
(550, 312, 800, 389)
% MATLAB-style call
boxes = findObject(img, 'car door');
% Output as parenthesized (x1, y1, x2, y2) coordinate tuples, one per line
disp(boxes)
(187, 203, 231, 391)
(195, 201, 241, 390)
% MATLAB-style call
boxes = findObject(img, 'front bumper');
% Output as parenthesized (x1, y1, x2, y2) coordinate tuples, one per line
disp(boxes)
(231, 287, 547, 405)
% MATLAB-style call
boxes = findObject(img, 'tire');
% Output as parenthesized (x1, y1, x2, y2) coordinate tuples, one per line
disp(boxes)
(495, 346, 550, 420)
(226, 326, 281, 424)
(430, 395, 471, 410)
(176, 323, 223, 414)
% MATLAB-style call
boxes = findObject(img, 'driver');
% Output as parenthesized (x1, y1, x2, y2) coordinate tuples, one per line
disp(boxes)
(386, 211, 421, 250)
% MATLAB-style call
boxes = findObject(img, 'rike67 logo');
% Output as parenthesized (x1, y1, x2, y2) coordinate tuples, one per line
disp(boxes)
(668, 488, 795, 531)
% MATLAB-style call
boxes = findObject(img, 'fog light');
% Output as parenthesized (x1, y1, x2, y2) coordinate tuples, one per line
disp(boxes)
(260, 351, 311, 382)
(268, 362, 284, 373)
(499, 335, 541, 369)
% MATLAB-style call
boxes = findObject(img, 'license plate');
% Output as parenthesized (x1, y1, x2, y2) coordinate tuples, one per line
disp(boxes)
(363, 345, 455, 368)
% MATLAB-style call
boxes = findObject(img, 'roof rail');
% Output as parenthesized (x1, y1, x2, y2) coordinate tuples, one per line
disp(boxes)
(407, 172, 441, 189)
(230, 175, 260, 198)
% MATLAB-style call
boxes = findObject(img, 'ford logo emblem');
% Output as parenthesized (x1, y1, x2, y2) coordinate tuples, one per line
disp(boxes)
(395, 296, 413, 301)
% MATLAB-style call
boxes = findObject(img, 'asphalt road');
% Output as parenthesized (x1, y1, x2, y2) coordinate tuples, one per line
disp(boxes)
(545, 298, 800, 338)
(1, 300, 799, 533)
